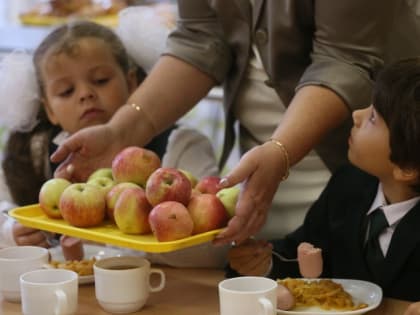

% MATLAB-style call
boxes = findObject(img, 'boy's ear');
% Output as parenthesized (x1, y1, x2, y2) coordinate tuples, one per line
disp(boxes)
(127, 69, 138, 93)
(42, 98, 59, 126)
(393, 166, 419, 183)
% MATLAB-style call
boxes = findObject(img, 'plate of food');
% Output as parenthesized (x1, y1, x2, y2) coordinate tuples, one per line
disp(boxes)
(47, 244, 122, 285)
(276, 278, 382, 315)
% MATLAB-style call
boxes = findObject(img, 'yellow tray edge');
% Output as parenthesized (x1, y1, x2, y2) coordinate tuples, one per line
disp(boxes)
(9, 205, 223, 253)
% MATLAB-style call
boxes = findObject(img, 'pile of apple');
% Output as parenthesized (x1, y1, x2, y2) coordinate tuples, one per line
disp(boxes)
(38, 146, 240, 242)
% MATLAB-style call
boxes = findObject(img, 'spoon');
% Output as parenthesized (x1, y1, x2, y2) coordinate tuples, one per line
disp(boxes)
(271, 250, 297, 262)
(230, 240, 297, 262)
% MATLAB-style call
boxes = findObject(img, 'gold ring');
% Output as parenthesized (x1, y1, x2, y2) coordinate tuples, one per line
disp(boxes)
(66, 164, 75, 175)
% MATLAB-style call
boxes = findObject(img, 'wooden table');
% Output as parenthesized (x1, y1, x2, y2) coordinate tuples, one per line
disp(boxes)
(0, 267, 411, 315)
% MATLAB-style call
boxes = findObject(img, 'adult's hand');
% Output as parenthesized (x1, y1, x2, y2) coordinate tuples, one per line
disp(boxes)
(214, 141, 288, 245)
(12, 223, 49, 248)
(51, 124, 123, 182)
(404, 302, 420, 315)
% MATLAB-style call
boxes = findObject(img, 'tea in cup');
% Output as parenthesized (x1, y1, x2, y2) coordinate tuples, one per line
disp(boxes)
(94, 256, 166, 314)
(219, 276, 278, 315)
(20, 268, 78, 315)
(0, 246, 49, 302)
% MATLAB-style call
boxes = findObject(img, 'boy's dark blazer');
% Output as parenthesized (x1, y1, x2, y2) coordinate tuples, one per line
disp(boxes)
(264, 165, 420, 301)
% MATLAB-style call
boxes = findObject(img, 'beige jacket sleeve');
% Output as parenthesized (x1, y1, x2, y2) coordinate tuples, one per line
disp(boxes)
(166, 0, 402, 111)
(297, 0, 401, 110)
(164, 0, 233, 83)
(385, 0, 420, 62)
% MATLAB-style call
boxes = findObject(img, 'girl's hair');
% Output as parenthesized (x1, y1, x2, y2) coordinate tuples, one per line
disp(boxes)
(2, 21, 145, 205)
(373, 57, 420, 191)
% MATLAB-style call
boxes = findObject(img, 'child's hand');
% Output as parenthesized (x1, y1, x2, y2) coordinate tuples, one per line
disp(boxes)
(12, 222, 49, 248)
(404, 302, 420, 315)
(228, 238, 273, 276)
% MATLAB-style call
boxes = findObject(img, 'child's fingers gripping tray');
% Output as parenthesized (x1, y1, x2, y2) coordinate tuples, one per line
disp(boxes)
(9, 205, 223, 253)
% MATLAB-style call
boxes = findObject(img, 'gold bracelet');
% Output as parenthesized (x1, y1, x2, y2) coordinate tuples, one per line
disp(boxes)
(267, 138, 290, 181)
(127, 103, 157, 135)
(130, 103, 142, 112)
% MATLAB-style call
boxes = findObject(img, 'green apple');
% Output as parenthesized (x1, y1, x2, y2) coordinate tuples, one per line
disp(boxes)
(179, 169, 198, 188)
(216, 186, 240, 218)
(87, 176, 115, 195)
(87, 167, 113, 182)
(39, 178, 72, 218)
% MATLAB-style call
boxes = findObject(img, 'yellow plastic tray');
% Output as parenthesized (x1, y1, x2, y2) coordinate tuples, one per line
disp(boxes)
(9, 205, 223, 253)
(19, 14, 119, 27)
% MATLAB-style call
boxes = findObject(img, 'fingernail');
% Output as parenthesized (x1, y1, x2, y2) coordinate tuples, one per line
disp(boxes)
(219, 177, 229, 188)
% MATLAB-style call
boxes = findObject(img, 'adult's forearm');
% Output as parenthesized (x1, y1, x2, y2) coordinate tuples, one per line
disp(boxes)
(109, 55, 217, 147)
(271, 85, 350, 166)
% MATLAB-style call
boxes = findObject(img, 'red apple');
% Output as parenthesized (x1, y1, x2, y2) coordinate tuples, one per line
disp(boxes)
(39, 178, 71, 219)
(114, 187, 152, 234)
(106, 182, 140, 222)
(187, 193, 229, 234)
(59, 183, 106, 227)
(148, 201, 194, 241)
(145, 167, 192, 206)
(195, 176, 222, 194)
(112, 146, 161, 187)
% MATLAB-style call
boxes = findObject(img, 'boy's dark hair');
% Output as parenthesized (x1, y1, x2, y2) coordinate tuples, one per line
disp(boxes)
(373, 57, 420, 191)
(2, 21, 145, 206)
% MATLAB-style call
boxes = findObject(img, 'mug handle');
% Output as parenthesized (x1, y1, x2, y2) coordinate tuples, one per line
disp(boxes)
(149, 268, 166, 292)
(258, 297, 274, 315)
(54, 289, 69, 315)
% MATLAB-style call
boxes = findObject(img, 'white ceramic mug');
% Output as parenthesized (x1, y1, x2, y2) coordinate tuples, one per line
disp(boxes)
(94, 256, 166, 314)
(0, 246, 49, 302)
(20, 268, 78, 315)
(219, 276, 278, 315)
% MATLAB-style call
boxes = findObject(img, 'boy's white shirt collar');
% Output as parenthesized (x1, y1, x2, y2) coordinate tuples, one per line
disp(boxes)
(366, 183, 420, 256)
(367, 182, 420, 227)
(52, 131, 70, 146)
